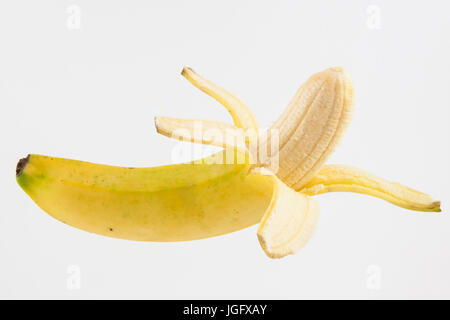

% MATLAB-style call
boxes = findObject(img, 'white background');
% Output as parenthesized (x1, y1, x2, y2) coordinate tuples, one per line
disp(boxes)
(0, 0, 449, 299)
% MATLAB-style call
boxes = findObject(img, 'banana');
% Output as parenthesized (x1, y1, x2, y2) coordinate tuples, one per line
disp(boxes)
(16, 66, 441, 259)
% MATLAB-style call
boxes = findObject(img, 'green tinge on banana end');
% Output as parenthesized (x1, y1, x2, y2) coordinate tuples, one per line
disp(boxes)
(16, 155, 44, 197)
(16, 154, 50, 194)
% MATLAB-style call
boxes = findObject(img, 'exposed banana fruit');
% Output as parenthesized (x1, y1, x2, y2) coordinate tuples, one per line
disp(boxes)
(16, 66, 441, 259)
(265, 67, 354, 190)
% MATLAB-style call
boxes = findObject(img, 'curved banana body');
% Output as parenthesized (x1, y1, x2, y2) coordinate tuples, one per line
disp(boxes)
(17, 153, 317, 258)
(16, 152, 274, 241)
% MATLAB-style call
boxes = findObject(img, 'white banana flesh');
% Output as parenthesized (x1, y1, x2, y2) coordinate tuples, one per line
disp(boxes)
(261, 67, 354, 190)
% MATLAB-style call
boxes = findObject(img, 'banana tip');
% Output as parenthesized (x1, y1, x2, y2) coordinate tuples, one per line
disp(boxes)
(181, 67, 192, 76)
(16, 155, 30, 177)
(433, 201, 442, 212)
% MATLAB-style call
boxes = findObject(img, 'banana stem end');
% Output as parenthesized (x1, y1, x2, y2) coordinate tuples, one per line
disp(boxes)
(16, 155, 30, 177)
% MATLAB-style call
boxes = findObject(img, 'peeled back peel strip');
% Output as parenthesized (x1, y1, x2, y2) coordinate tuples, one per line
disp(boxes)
(181, 67, 259, 132)
(155, 116, 250, 153)
(301, 165, 441, 212)
(254, 168, 320, 259)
